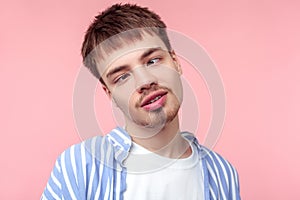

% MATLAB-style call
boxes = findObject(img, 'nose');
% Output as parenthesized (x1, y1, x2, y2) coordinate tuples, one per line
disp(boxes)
(133, 66, 158, 93)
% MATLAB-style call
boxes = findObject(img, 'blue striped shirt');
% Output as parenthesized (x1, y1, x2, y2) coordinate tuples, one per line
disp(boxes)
(42, 127, 240, 200)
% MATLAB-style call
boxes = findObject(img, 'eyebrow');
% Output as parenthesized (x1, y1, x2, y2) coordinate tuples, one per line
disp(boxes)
(139, 47, 163, 62)
(105, 47, 164, 78)
(106, 65, 130, 78)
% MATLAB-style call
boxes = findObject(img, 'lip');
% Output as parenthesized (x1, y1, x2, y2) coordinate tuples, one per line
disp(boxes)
(140, 90, 168, 107)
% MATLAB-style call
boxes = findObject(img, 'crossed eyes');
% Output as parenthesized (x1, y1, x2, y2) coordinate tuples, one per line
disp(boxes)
(113, 57, 161, 84)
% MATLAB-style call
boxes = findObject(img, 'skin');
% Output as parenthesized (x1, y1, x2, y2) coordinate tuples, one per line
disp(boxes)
(98, 33, 191, 158)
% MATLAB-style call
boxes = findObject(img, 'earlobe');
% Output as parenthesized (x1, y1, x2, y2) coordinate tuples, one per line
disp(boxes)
(170, 50, 182, 75)
(176, 62, 182, 75)
(111, 97, 119, 108)
(102, 85, 112, 99)
(102, 85, 119, 108)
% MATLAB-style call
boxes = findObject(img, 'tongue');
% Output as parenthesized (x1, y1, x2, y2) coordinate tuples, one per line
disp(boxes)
(142, 95, 166, 111)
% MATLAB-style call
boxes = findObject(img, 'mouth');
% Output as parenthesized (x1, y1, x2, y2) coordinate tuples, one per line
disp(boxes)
(141, 90, 168, 111)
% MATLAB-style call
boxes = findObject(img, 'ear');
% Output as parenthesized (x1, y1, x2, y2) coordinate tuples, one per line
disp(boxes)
(102, 85, 119, 108)
(170, 50, 182, 75)
(102, 84, 112, 99)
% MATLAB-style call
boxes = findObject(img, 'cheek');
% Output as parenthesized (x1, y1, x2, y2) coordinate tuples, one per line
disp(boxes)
(169, 77, 183, 103)
(111, 83, 137, 110)
(155, 71, 183, 102)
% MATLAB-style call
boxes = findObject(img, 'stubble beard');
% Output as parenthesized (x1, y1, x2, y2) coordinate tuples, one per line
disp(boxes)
(131, 98, 181, 130)
(123, 85, 182, 135)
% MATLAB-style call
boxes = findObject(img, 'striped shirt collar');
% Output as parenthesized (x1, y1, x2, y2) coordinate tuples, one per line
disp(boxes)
(107, 127, 204, 165)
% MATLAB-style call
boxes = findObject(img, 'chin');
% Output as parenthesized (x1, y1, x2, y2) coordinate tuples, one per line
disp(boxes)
(139, 106, 179, 129)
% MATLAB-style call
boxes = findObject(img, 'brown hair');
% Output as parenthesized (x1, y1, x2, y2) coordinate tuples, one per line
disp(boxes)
(81, 3, 172, 84)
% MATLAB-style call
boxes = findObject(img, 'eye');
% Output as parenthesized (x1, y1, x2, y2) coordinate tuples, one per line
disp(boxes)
(146, 58, 160, 66)
(114, 73, 130, 84)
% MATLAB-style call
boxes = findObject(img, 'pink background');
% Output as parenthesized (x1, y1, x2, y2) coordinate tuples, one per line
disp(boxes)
(1, 0, 300, 199)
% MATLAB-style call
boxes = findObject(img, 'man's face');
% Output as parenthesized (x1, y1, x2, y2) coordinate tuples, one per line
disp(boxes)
(99, 33, 183, 134)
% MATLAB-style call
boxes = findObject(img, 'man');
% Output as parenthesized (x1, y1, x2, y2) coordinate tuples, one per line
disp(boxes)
(42, 3, 240, 200)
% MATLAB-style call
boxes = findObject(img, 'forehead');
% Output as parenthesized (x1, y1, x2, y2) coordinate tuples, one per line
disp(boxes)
(97, 33, 168, 77)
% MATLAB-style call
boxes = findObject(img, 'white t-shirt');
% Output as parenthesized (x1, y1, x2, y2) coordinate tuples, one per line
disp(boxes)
(123, 141, 204, 200)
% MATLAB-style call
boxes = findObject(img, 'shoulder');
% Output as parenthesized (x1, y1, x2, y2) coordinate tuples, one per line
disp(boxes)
(57, 135, 113, 169)
(57, 126, 131, 171)
(45, 135, 115, 198)
(182, 132, 240, 199)
(182, 132, 239, 179)
(42, 128, 130, 199)
(201, 146, 238, 175)
(199, 146, 240, 199)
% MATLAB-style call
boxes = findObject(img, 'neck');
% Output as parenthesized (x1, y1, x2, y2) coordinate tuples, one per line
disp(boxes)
(125, 115, 191, 158)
